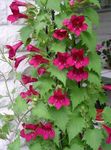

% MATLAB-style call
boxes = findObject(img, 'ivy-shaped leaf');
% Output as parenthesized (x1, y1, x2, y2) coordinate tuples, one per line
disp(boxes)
(83, 129, 103, 150)
(88, 71, 101, 86)
(49, 107, 70, 132)
(103, 107, 111, 123)
(67, 114, 85, 142)
(34, 75, 54, 96)
(88, 52, 101, 75)
(32, 102, 51, 120)
(13, 96, 28, 115)
(48, 65, 67, 86)
(70, 85, 87, 109)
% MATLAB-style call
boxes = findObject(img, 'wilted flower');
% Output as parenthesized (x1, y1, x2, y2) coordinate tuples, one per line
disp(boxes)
(53, 29, 68, 41)
(63, 15, 88, 36)
(48, 88, 70, 110)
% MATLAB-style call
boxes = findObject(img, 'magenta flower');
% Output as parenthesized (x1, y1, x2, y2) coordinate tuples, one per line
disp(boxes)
(53, 52, 70, 70)
(6, 41, 23, 60)
(103, 124, 111, 144)
(20, 85, 39, 102)
(67, 48, 89, 69)
(103, 85, 111, 91)
(20, 123, 38, 142)
(67, 67, 88, 82)
(7, 0, 28, 23)
(22, 75, 38, 84)
(48, 88, 70, 110)
(36, 122, 55, 140)
(63, 15, 88, 36)
(20, 122, 55, 141)
(53, 29, 68, 41)
(37, 67, 46, 76)
(29, 54, 49, 68)
(69, 0, 75, 6)
(14, 55, 26, 69)
(27, 44, 40, 53)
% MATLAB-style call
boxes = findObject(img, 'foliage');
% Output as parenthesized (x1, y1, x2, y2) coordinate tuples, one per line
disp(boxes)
(0, 0, 110, 150)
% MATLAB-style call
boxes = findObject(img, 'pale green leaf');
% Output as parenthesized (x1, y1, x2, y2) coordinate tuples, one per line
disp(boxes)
(32, 102, 51, 120)
(64, 143, 84, 150)
(50, 108, 70, 132)
(48, 65, 67, 86)
(88, 72, 101, 86)
(54, 128, 60, 147)
(89, 0, 100, 8)
(84, 8, 99, 26)
(8, 137, 20, 150)
(83, 128, 103, 150)
(30, 143, 42, 150)
(67, 114, 85, 142)
(20, 26, 33, 44)
(70, 85, 86, 109)
(13, 96, 28, 114)
(51, 42, 66, 53)
(47, 0, 61, 11)
(34, 75, 54, 96)
(88, 52, 101, 75)
(81, 31, 97, 51)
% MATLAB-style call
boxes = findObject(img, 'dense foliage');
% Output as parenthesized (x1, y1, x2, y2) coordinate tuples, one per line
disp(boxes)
(0, 0, 111, 150)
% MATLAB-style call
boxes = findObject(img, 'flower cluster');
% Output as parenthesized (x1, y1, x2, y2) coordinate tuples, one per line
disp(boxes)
(20, 122, 55, 142)
(48, 88, 70, 110)
(53, 48, 89, 82)
(7, 0, 28, 23)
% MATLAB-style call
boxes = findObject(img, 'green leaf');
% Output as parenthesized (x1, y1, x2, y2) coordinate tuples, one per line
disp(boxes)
(50, 108, 70, 132)
(89, 0, 100, 8)
(51, 42, 66, 53)
(20, 26, 33, 44)
(88, 72, 101, 86)
(48, 65, 67, 86)
(88, 52, 101, 75)
(8, 137, 20, 150)
(34, 75, 54, 96)
(47, 0, 61, 11)
(54, 128, 60, 147)
(85, 17, 92, 34)
(32, 102, 51, 120)
(83, 129, 103, 150)
(67, 114, 85, 142)
(13, 96, 28, 114)
(70, 85, 86, 109)
(103, 107, 111, 123)
(81, 31, 97, 50)
(70, 143, 84, 150)
(30, 143, 42, 150)
(84, 8, 99, 26)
